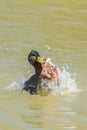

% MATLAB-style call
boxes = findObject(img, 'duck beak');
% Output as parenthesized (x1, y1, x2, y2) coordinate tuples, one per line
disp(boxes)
(36, 57, 44, 63)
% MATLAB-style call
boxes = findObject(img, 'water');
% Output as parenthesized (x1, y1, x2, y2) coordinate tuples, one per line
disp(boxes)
(0, 0, 87, 130)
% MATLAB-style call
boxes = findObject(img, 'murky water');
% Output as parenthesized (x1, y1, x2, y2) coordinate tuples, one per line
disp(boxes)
(0, 0, 87, 130)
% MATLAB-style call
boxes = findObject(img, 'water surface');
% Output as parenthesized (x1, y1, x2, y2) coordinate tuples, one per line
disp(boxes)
(0, 0, 87, 130)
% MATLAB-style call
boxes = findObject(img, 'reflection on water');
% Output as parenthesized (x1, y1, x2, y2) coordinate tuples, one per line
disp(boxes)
(0, 0, 87, 130)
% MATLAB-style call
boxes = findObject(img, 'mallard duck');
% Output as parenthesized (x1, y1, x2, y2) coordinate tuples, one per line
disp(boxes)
(23, 50, 60, 95)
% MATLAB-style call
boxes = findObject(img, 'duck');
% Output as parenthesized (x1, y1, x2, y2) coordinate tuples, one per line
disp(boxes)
(23, 50, 60, 95)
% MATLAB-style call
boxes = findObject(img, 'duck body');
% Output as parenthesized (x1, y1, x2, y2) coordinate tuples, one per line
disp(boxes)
(23, 50, 60, 95)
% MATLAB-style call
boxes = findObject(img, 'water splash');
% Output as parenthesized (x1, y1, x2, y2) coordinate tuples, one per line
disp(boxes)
(58, 67, 79, 95)
(6, 73, 25, 92)
(6, 59, 79, 95)
(37, 66, 79, 96)
(18, 73, 25, 90)
(37, 59, 79, 96)
(6, 81, 19, 91)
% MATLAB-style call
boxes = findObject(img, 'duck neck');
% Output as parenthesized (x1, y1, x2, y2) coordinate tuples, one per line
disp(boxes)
(34, 62, 42, 76)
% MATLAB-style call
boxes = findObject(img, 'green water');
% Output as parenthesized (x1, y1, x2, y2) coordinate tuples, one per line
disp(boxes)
(0, 0, 87, 130)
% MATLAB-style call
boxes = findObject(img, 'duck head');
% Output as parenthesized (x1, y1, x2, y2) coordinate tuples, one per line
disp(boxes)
(28, 50, 44, 66)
